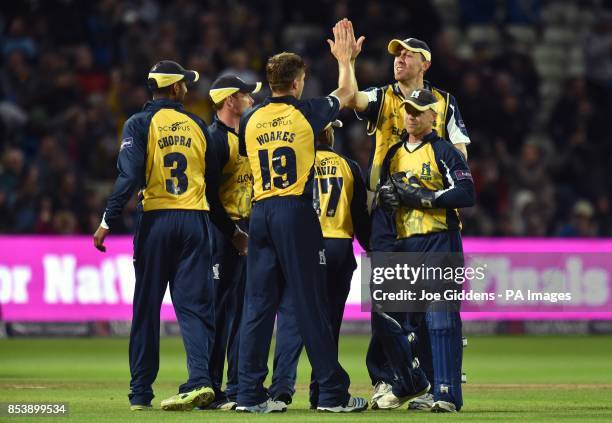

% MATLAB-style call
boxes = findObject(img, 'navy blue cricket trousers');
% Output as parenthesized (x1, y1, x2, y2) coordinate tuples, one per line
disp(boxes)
(366, 206, 435, 389)
(270, 237, 356, 406)
(209, 218, 248, 401)
(237, 197, 350, 407)
(128, 210, 215, 405)
(394, 230, 464, 410)
(366, 206, 403, 386)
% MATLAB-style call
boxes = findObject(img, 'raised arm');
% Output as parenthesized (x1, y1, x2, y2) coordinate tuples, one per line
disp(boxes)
(328, 19, 358, 109)
(344, 20, 369, 112)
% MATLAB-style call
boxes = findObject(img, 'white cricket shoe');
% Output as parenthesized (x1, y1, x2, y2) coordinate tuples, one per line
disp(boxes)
(317, 396, 368, 413)
(431, 400, 457, 413)
(372, 383, 430, 410)
(408, 393, 434, 410)
(235, 398, 287, 413)
(371, 381, 392, 408)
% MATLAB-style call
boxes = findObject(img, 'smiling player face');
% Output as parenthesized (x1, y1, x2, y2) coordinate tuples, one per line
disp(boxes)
(393, 49, 429, 82)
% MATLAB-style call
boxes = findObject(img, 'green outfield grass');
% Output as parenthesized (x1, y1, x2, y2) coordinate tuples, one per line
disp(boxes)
(1, 335, 612, 422)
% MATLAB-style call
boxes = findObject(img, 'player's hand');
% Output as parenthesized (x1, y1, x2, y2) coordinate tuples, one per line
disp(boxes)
(346, 20, 365, 60)
(93, 226, 110, 252)
(327, 18, 352, 63)
(377, 178, 400, 212)
(391, 172, 436, 208)
(231, 227, 249, 256)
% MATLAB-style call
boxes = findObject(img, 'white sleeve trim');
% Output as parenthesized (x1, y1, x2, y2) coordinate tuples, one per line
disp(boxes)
(447, 104, 471, 145)
(354, 88, 380, 121)
(434, 159, 455, 199)
(365, 89, 378, 102)
(100, 213, 110, 230)
(328, 94, 340, 106)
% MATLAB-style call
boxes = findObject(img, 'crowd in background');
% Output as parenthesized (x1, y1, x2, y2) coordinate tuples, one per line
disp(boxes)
(1, 0, 611, 237)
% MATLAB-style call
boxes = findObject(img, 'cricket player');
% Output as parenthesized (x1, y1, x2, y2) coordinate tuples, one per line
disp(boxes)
(377, 89, 475, 412)
(348, 35, 471, 409)
(93, 60, 248, 411)
(203, 75, 260, 410)
(235, 20, 367, 413)
(268, 119, 371, 408)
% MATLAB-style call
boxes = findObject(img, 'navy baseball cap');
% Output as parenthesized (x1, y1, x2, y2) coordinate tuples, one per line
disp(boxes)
(400, 89, 438, 113)
(388, 38, 431, 61)
(147, 60, 199, 89)
(209, 75, 262, 104)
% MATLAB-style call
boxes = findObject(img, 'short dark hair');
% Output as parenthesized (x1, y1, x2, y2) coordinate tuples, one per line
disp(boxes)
(266, 52, 305, 92)
(150, 84, 174, 98)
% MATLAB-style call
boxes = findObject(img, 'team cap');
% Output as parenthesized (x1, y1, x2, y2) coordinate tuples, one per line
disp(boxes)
(388, 38, 432, 61)
(209, 75, 262, 104)
(400, 89, 438, 113)
(147, 60, 199, 89)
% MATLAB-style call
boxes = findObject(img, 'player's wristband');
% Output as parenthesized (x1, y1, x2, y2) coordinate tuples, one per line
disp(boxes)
(100, 213, 110, 230)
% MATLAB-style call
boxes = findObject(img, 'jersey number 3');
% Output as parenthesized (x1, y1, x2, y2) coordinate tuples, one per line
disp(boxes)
(258, 147, 297, 191)
(164, 152, 188, 195)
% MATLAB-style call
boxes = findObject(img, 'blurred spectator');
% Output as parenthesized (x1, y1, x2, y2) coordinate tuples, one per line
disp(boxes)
(557, 200, 599, 237)
(497, 140, 556, 235)
(548, 77, 607, 146)
(2, 16, 37, 58)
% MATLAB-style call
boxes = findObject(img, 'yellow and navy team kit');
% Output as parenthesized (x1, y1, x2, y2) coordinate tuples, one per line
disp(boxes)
(357, 81, 471, 191)
(239, 95, 343, 202)
(314, 145, 370, 247)
(236, 94, 354, 405)
(207, 115, 253, 221)
(102, 98, 235, 237)
(380, 130, 475, 239)
(102, 97, 237, 403)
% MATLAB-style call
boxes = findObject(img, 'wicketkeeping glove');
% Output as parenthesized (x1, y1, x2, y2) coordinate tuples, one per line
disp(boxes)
(391, 171, 437, 208)
(377, 177, 400, 212)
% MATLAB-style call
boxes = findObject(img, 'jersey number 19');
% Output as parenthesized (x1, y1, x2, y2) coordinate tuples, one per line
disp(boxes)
(258, 147, 297, 191)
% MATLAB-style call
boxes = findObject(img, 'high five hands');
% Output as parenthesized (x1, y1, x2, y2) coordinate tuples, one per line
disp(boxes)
(327, 18, 365, 62)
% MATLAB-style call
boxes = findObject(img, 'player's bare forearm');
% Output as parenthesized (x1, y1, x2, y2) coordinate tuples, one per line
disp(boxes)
(346, 59, 363, 110)
(331, 58, 355, 108)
